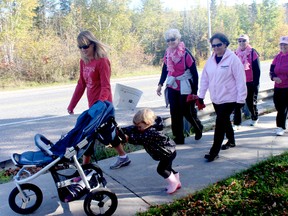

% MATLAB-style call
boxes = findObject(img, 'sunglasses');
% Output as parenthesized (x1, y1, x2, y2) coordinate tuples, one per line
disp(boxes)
(78, 43, 91, 49)
(211, 43, 223, 48)
(166, 38, 176, 43)
(238, 40, 247, 43)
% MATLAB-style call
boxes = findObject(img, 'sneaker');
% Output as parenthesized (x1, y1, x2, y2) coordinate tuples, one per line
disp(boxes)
(221, 141, 236, 150)
(110, 156, 131, 169)
(232, 125, 240, 131)
(250, 119, 258, 126)
(275, 127, 284, 136)
(204, 154, 219, 162)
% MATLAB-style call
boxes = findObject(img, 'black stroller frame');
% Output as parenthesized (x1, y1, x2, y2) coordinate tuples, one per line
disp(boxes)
(8, 101, 122, 216)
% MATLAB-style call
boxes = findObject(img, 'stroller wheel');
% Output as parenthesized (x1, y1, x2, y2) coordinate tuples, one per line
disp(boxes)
(9, 183, 43, 214)
(84, 188, 118, 216)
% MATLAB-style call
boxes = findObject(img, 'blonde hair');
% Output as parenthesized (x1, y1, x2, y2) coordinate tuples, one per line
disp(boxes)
(77, 30, 110, 63)
(133, 108, 156, 126)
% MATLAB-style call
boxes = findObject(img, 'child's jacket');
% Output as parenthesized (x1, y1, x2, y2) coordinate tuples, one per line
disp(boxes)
(122, 116, 176, 161)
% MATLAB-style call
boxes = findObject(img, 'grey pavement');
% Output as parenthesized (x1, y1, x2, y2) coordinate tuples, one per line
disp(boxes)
(0, 111, 287, 215)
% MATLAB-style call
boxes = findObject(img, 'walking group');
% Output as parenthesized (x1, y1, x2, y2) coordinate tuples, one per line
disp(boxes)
(67, 29, 288, 195)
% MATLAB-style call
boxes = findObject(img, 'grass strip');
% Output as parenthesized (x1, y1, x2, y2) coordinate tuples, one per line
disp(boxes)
(137, 151, 288, 215)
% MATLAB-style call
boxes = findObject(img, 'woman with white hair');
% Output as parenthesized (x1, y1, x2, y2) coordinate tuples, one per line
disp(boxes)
(156, 28, 203, 144)
(233, 34, 261, 130)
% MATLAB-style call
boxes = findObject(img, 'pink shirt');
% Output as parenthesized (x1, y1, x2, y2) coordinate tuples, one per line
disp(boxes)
(164, 51, 194, 91)
(241, 50, 259, 82)
(272, 52, 288, 88)
(68, 58, 112, 111)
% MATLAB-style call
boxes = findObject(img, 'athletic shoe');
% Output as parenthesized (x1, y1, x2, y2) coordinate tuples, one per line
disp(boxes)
(204, 154, 219, 162)
(221, 141, 236, 150)
(250, 119, 259, 126)
(275, 127, 284, 136)
(110, 156, 131, 169)
(232, 125, 240, 131)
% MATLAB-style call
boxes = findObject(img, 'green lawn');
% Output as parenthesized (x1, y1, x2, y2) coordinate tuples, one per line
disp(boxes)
(137, 151, 288, 215)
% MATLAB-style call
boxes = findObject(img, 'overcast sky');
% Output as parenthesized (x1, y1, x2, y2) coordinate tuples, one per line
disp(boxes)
(130, 0, 288, 11)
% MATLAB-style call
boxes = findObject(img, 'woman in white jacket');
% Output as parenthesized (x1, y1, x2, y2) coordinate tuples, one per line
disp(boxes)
(198, 33, 247, 162)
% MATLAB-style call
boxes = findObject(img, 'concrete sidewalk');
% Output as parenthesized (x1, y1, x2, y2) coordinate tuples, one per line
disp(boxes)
(0, 111, 287, 215)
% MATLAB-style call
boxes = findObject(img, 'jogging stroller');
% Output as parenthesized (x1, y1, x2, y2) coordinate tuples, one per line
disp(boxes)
(8, 100, 124, 216)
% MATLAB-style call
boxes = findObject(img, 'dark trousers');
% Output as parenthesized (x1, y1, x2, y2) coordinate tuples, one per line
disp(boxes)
(210, 103, 236, 156)
(234, 82, 259, 125)
(168, 88, 203, 144)
(157, 151, 177, 179)
(273, 88, 288, 130)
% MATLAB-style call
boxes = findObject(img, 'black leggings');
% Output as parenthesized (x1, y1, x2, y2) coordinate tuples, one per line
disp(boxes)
(210, 103, 236, 156)
(168, 88, 203, 143)
(157, 151, 177, 179)
(273, 87, 288, 129)
(234, 82, 259, 125)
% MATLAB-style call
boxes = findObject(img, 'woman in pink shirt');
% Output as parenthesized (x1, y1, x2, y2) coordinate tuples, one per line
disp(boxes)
(67, 30, 130, 168)
(156, 29, 203, 144)
(269, 36, 288, 136)
(233, 34, 261, 130)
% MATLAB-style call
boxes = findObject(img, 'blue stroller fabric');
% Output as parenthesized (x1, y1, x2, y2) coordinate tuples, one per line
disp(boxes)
(13, 100, 115, 166)
(50, 100, 115, 157)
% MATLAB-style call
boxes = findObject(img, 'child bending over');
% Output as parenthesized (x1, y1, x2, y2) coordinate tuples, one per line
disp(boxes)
(122, 108, 181, 194)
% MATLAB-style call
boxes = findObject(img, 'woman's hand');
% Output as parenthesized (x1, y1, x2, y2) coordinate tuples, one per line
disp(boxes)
(156, 85, 162, 96)
(196, 98, 206, 110)
(273, 77, 282, 84)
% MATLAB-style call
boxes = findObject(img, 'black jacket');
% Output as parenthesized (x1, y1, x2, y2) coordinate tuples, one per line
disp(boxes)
(122, 116, 176, 161)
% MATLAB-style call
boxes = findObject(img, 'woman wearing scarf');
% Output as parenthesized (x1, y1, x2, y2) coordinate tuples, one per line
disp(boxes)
(156, 29, 203, 144)
(233, 34, 261, 130)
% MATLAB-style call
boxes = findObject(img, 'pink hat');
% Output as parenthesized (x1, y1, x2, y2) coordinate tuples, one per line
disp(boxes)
(279, 36, 288, 45)
(238, 34, 249, 42)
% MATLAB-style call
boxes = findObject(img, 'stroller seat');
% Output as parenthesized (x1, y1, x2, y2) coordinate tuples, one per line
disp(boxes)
(11, 100, 116, 167)
(12, 151, 54, 166)
(11, 134, 56, 166)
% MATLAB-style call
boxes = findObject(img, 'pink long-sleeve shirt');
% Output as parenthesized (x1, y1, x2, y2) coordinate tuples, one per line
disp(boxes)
(271, 52, 288, 88)
(68, 58, 112, 111)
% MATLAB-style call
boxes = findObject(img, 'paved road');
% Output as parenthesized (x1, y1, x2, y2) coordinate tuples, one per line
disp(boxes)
(0, 75, 168, 163)
(0, 62, 273, 163)
(0, 62, 272, 123)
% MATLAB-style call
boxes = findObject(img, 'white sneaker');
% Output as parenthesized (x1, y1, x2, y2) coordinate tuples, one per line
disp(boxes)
(232, 125, 240, 131)
(250, 119, 258, 126)
(275, 127, 284, 136)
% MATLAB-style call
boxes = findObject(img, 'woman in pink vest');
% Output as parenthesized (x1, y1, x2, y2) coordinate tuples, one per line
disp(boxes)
(233, 34, 261, 130)
(156, 29, 203, 144)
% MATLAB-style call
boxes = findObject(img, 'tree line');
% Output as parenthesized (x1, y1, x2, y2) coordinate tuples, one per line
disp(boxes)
(0, 0, 287, 87)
